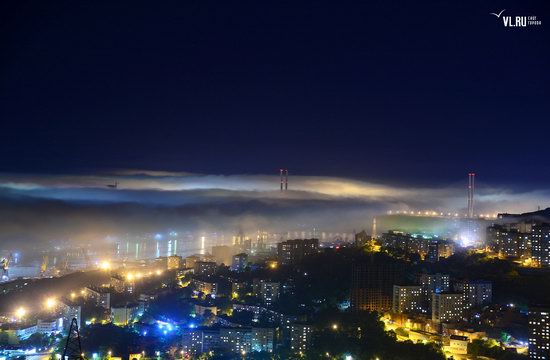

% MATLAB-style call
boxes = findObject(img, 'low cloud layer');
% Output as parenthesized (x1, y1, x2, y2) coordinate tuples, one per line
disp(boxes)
(0, 170, 548, 249)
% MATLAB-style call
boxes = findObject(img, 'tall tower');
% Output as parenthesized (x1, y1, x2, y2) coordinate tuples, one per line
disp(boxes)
(280, 169, 289, 192)
(62, 318, 84, 360)
(371, 218, 377, 240)
(468, 173, 475, 218)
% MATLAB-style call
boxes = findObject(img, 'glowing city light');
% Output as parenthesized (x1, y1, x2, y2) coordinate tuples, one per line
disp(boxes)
(15, 307, 27, 319)
(45, 297, 57, 310)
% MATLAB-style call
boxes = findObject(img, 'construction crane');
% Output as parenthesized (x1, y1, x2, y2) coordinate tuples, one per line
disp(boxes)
(40, 255, 49, 275)
(1, 253, 13, 279)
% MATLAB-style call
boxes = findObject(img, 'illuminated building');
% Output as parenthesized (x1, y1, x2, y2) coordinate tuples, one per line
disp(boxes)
(185, 255, 201, 269)
(427, 240, 454, 263)
(251, 327, 275, 353)
(392, 285, 424, 314)
(453, 280, 492, 309)
(167, 255, 182, 270)
(448, 335, 469, 355)
(36, 318, 63, 335)
(193, 261, 217, 277)
(260, 281, 280, 306)
(432, 293, 464, 323)
(59, 300, 81, 330)
(277, 239, 319, 265)
(290, 324, 313, 353)
(531, 224, 550, 267)
(192, 279, 218, 296)
(220, 328, 252, 354)
(528, 306, 550, 359)
(182, 327, 273, 355)
(110, 303, 139, 326)
(83, 286, 111, 309)
(420, 273, 450, 310)
(182, 328, 220, 355)
(380, 231, 429, 256)
(350, 256, 405, 312)
(231, 281, 248, 298)
(487, 224, 531, 258)
(194, 303, 218, 316)
(231, 253, 248, 272)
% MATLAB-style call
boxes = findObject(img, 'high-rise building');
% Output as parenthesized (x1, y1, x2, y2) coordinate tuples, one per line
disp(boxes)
(427, 240, 454, 263)
(380, 231, 429, 257)
(251, 327, 275, 353)
(111, 303, 140, 326)
(219, 328, 252, 354)
(231, 253, 248, 272)
(182, 328, 220, 355)
(453, 280, 492, 309)
(528, 306, 550, 359)
(192, 279, 218, 296)
(194, 261, 217, 277)
(290, 324, 313, 353)
(487, 224, 532, 258)
(419, 273, 450, 310)
(350, 255, 405, 312)
(182, 327, 273, 356)
(392, 285, 424, 314)
(432, 293, 464, 323)
(532, 224, 550, 267)
(185, 255, 201, 269)
(277, 239, 319, 265)
(83, 286, 111, 309)
(260, 281, 280, 306)
(59, 300, 81, 330)
(167, 255, 182, 270)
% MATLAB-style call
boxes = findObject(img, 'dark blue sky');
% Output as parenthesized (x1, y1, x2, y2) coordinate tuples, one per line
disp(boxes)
(1, 0, 548, 186)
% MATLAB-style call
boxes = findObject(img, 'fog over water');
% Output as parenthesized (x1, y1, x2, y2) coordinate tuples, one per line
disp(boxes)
(0, 170, 548, 258)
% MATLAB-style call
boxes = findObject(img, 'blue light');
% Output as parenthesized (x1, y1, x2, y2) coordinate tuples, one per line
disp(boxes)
(155, 234, 163, 240)
(188, 323, 196, 329)
(163, 330, 168, 335)
(143, 331, 148, 336)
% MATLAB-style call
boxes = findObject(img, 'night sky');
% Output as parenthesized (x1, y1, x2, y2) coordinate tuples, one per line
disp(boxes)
(1, 0, 549, 186)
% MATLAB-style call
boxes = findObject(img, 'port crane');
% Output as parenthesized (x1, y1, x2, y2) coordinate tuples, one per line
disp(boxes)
(1, 253, 13, 279)
(40, 254, 49, 275)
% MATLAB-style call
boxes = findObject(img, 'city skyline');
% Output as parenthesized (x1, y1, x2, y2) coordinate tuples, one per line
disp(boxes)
(1, 1, 549, 359)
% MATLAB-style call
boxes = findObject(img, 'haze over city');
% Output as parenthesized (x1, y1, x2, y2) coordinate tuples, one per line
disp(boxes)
(1, 0, 549, 360)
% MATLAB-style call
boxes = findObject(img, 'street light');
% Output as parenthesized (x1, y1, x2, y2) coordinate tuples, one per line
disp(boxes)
(15, 307, 27, 319)
(45, 297, 57, 310)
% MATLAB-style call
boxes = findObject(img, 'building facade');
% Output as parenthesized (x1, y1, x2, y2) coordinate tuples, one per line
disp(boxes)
(277, 239, 319, 265)
(453, 280, 492, 309)
(392, 285, 424, 314)
(350, 256, 405, 312)
(432, 293, 464, 323)
(529, 306, 550, 360)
